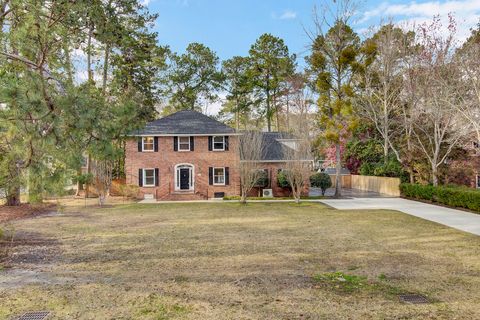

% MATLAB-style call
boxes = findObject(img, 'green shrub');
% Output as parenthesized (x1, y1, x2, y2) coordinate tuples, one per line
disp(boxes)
(310, 172, 332, 195)
(254, 170, 269, 188)
(277, 171, 290, 188)
(400, 183, 480, 213)
(359, 162, 375, 176)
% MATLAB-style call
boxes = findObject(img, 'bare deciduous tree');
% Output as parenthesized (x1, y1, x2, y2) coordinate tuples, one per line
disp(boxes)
(282, 112, 313, 203)
(92, 160, 113, 206)
(238, 131, 266, 203)
(411, 16, 469, 186)
(360, 23, 413, 161)
(455, 26, 480, 145)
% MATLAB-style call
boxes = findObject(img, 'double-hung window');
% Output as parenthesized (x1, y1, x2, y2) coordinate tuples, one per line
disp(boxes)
(212, 136, 225, 151)
(213, 167, 225, 185)
(143, 169, 156, 187)
(142, 137, 154, 152)
(178, 136, 190, 151)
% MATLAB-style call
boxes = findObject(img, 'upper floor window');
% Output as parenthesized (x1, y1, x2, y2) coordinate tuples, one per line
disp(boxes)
(178, 136, 190, 151)
(142, 137, 154, 152)
(213, 136, 225, 151)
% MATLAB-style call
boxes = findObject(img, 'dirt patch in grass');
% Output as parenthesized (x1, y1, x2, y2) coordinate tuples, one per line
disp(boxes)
(0, 202, 479, 319)
(0, 203, 56, 223)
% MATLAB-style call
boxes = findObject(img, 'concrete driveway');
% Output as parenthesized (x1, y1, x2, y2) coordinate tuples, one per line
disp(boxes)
(310, 187, 389, 198)
(320, 197, 480, 236)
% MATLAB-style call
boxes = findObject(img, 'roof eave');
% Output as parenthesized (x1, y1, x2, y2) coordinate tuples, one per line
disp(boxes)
(126, 132, 241, 137)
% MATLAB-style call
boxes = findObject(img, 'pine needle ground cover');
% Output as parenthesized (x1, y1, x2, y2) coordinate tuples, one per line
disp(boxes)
(1, 202, 479, 319)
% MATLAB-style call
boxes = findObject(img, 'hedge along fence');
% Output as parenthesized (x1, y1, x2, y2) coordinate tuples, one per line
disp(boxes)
(400, 183, 480, 213)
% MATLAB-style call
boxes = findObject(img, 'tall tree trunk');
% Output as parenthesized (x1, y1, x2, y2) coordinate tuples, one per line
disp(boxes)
(28, 165, 43, 204)
(274, 93, 280, 131)
(266, 89, 271, 132)
(85, 24, 94, 198)
(432, 163, 438, 187)
(335, 142, 342, 197)
(286, 94, 290, 131)
(102, 44, 110, 93)
(87, 24, 93, 82)
(6, 187, 20, 206)
(75, 168, 83, 196)
(235, 97, 240, 130)
(85, 155, 91, 198)
(383, 138, 389, 163)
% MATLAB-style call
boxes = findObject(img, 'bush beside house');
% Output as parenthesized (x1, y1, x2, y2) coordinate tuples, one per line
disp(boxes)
(310, 172, 332, 195)
(400, 183, 480, 213)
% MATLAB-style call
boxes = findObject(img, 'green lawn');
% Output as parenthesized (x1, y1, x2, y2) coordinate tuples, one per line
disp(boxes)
(1, 202, 480, 319)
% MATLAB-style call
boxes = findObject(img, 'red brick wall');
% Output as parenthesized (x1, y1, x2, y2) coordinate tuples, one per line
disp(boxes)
(125, 136, 240, 199)
(248, 162, 310, 197)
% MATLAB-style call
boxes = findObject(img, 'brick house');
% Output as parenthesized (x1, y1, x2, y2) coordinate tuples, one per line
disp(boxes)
(125, 110, 312, 200)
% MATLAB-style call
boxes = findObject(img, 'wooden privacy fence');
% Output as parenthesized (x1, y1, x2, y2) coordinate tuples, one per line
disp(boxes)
(328, 174, 400, 196)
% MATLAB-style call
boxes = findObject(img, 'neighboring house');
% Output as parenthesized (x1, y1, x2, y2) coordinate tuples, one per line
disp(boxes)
(125, 110, 312, 200)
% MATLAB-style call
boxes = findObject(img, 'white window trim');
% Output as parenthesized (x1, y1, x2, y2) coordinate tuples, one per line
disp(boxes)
(142, 137, 154, 152)
(213, 167, 226, 185)
(143, 168, 156, 187)
(174, 163, 194, 191)
(177, 136, 191, 152)
(212, 136, 225, 151)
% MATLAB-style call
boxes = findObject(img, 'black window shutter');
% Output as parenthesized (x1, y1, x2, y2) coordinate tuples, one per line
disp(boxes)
(138, 169, 143, 186)
(173, 136, 178, 151)
(225, 167, 230, 185)
(155, 168, 159, 186)
(190, 136, 194, 151)
(138, 137, 142, 152)
(208, 136, 213, 151)
(154, 137, 159, 152)
(224, 136, 229, 151)
(208, 167, 213, 185)
(264, 168, 269, 187)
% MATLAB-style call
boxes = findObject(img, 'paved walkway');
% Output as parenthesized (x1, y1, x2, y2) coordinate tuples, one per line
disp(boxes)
(319, 197, 480, 236)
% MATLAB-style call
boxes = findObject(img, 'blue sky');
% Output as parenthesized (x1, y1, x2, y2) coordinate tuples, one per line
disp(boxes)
(147, 0, 480, 63)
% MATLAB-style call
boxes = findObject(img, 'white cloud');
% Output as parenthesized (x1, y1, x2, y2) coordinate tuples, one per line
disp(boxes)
(359, 1, 480, 41)
(273, 10, 297, 20)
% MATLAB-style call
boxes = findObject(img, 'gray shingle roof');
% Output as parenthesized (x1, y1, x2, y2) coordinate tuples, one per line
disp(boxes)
(133, 110, 235, 135)
(260, 132, 295, 161)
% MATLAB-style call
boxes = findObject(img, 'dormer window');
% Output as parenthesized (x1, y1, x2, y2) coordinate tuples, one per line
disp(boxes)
(213, 136, 225, 151)
(142, 137, 154, 152)
(178, 136, 191, 151)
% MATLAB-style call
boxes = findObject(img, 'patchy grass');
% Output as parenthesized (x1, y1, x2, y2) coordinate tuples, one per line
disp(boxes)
(313, 272, 369, 292)
(0, 202, 480, 319)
